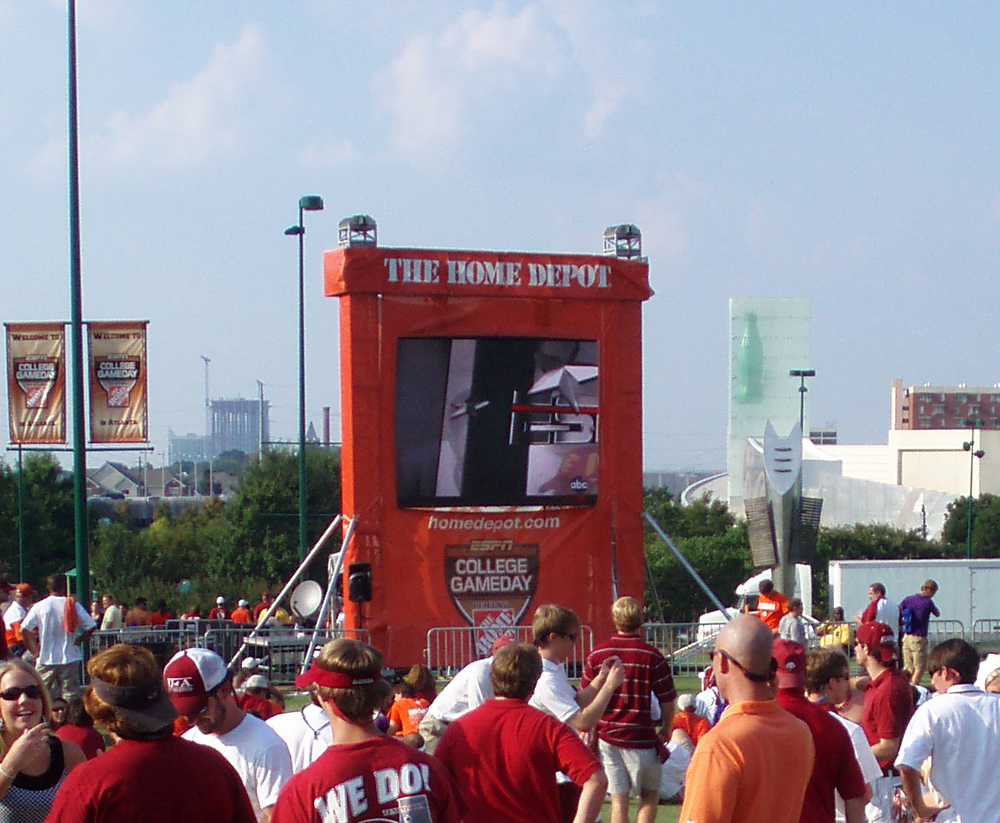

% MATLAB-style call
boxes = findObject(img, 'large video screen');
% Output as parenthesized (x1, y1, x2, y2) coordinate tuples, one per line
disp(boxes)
(395, 337, 599, 507)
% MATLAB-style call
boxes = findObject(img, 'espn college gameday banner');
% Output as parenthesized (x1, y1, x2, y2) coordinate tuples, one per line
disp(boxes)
(326, 245, 651, 666)
(88, 321, 148, 443)
(6, 323, 67, 444)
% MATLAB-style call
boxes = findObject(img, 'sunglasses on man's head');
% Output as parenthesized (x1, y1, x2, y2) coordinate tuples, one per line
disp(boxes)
(0, 685, 43, 701)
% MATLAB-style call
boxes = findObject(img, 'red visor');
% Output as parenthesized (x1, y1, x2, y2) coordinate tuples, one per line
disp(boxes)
(295, 665, 377, 690)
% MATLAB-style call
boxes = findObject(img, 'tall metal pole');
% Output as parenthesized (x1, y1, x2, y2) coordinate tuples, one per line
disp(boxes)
(963, 419, 985, 560)
(297, 202, 307, 563)
(17, 446, 24, 582)
(286, 196, 323, 563)
(967, 434, 974, 559)
(68, 0, 89, 601)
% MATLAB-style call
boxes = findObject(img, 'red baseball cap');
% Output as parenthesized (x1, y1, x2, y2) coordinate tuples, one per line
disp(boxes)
(772, 639, 807, 688)
(163, 649, 228, 717)
(490, 635, 515, 655)
(857, 621, 897, 664)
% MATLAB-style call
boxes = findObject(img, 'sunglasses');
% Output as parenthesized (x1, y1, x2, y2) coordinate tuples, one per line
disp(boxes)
(0, 685, 43, 701)
(713, 648, 771, 684)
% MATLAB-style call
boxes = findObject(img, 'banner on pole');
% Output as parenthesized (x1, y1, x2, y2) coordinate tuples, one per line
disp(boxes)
(88, 321, 148, 443)
(6, 323, 67, 444)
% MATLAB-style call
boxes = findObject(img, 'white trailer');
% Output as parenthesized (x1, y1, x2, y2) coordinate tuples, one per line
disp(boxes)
(828, 558, 1000, 636)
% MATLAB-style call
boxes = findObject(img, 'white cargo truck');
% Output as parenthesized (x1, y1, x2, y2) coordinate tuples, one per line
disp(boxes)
(828, 558, 1000, 636)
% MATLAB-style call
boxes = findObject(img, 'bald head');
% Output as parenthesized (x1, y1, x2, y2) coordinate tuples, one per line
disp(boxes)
(716, 615, 774, 677)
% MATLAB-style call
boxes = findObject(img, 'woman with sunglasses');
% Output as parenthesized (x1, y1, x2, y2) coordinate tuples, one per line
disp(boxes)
(0, 659, 85, 821)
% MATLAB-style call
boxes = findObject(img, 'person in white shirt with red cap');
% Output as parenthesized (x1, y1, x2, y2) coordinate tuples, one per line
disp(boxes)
(164, 648, 292, 822)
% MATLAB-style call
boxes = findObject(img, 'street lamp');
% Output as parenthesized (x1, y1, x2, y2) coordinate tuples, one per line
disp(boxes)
(963, 418, 986, 559)
(789, 369, 816, 437)
(285, 194, 324, 561)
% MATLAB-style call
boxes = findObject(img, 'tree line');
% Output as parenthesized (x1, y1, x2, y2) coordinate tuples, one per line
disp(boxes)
(2, 452, 994, 619)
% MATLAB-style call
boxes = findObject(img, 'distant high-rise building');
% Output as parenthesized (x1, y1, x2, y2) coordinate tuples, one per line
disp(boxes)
(168, 431, 208, 464)
(210, 398, 269, 458)
(891, 378, 1000, 431)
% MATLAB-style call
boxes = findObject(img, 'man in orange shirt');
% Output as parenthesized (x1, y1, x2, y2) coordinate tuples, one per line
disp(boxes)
(670, 694, 711, 747)
(231, 599, 252, 625)
(680, 614, 814, 823)
(755, 579, 789, 634)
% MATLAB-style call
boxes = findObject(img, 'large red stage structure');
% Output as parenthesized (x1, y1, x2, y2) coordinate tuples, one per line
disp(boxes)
(326, 227, 651, 668)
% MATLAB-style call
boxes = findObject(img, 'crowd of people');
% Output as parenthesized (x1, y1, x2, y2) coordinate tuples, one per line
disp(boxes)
(0, 573, 996, 822)
(72, 590, 294, 630)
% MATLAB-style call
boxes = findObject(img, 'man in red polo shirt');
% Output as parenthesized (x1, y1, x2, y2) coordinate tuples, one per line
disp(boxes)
(582, 596, 676, 823)
(774, 639, 868, 823)
(855, 621, 913, 822)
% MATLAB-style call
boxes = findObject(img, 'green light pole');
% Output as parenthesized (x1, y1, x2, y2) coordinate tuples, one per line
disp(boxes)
(285, 195, 324, 561)
(963, 418, 985, 559)
(68, 0, 89, 601)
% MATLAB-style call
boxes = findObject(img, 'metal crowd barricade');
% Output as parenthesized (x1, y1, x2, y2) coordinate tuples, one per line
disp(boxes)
(426, 625, 594, 679)
(926, 619, 965, 647)
(973, 619, 1000, 654)
(644, 621, 727, 678)
(89, 623, 200, 670)
(219, 626, 372, 686)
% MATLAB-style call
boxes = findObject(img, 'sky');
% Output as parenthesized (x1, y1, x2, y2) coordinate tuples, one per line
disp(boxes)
(2, 2, 1000, 472)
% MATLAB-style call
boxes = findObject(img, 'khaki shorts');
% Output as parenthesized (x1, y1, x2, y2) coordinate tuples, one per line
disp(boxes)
(598, 740, 662, 796)
(417, 714, 449, 755)
(902, 634, 928, 674)
(35, 661, 83, 702)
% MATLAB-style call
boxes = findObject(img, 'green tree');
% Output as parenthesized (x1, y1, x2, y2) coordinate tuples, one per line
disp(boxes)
(942, 494, 1000, 557)
(643, 489, 752, 622)
(10, 453, 75, 587)
(210, 449, 341, 583)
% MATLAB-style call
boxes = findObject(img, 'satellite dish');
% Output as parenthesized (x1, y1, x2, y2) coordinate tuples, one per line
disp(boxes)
(290, 580, 323, 622)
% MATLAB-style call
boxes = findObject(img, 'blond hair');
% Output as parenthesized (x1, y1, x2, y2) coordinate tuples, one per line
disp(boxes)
(612, 596, 643, 632)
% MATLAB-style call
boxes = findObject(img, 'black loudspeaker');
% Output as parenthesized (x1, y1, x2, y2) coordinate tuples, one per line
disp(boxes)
(348, 563, 373, 603)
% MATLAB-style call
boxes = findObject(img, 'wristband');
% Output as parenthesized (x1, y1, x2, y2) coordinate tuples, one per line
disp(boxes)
(0, 764, 16, 781)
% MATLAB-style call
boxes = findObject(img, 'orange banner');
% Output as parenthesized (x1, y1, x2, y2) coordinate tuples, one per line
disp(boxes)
(328, 245, 650, 667)
(88, 321, 148, 443)
(6, 323, 67, 445)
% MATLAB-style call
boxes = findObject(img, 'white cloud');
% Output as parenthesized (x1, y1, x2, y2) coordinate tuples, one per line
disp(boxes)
(379, 3, 565, 162)
(544, 0, 650, 139)
(85, 23, 266, 171)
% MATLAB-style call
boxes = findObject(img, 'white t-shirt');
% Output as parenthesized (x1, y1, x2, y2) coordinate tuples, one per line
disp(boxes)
(266, 703, 332, 774)
(529, 658, 579, 723)
(20, 595, 96, 665)
(830, 712, 882, 823)
(185, 712, 293, 819)
(100, 604, 123, 630)
(875, 598, 900, 633)
(896, 683, 1000, 823)
(3, 601, 25, 631)
(426, 657, 494, 723)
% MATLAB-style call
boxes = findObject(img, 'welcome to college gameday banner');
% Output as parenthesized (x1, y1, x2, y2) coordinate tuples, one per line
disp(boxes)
(6, 323, 67, 445)
(88, 321, 147, 443)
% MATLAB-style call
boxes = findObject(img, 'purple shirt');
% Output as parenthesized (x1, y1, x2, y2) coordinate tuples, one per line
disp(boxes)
(900, 594, 939, 637)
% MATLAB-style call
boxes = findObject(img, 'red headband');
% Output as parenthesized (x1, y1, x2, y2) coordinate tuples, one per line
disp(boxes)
(295, 664, 377, 690)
